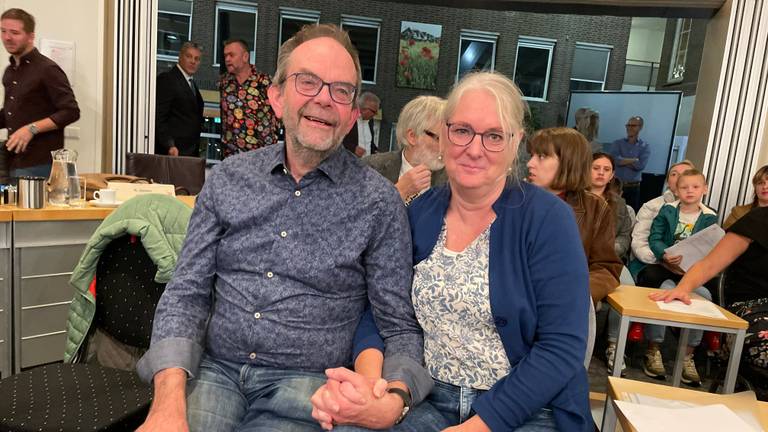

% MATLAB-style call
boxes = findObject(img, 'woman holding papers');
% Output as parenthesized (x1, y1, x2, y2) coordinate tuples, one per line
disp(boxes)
(653, 206, 768, 374)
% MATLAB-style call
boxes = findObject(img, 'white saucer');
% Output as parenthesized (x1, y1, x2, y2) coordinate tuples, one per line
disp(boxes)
(88, 199, 124, 208)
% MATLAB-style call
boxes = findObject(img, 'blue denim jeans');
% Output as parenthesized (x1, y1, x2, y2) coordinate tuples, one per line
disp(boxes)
(336, 379, 557, 432)
(186, 354, 327, 432)
(607, 280, 712, 346)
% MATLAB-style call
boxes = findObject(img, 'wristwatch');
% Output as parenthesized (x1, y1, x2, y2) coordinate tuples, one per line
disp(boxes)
(387, 387, 412, 425)
(27, 123, 39, 136)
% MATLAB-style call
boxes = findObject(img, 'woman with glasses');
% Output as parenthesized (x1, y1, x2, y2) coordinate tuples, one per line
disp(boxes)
(312, 72, 593, 432)
(527, 128, 622, 304)
(363, 96, 448, 203)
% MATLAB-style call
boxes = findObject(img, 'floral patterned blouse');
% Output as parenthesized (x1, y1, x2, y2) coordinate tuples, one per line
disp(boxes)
(218, 65, 281, 157)
(412, 222, 511, 390)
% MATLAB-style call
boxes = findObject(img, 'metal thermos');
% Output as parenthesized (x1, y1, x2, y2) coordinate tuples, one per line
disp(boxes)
(18, 176, 46, 209)
(0, 185, 16, 205)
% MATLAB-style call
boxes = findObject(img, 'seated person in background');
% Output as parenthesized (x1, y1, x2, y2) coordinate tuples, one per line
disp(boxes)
(629, 160, 695, 278)
(723, 164, 768, 229)
(652, 205, 768, 379)
(590, 152, 633, 261)
(363, 96, 447, 204)
(527, 128, 622, 304)
(636, 168, 718, 385)
(312, 72, 593, 432)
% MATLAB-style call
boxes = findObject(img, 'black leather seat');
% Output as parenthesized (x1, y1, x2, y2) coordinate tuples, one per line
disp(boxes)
(125, 152, 205, 195)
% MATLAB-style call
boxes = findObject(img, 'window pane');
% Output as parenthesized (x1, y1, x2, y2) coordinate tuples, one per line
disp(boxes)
(571, 46, 609, 82)
(217, 9, 256, 65)
(157, 12, 190, 57)
(156, 58, 177, 75)
(458, 39, 494, 78)
(346, 25, 379, 82)
(514, 46, 551, 99)
(623, 62, 654, 87)
(281, 18, 310, 48)
(569, 79, 603, 91)
(159, 0, 191, 15)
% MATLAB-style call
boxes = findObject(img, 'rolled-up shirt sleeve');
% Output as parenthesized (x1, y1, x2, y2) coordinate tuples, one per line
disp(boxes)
(43, 63, 80, 127)
(136, 173, 223, 383)
(365, 189, 432, 404)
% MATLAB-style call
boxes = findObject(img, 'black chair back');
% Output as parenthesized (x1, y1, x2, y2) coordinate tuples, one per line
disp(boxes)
(94, 235, 166, 349)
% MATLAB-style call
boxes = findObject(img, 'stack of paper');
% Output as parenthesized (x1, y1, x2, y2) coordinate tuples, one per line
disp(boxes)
(614, 400, 759, 431)
(656, 298, 726, 319)
(664, 224, 726, 271)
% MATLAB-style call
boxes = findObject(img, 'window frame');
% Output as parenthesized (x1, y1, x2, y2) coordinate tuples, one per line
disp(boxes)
(278, 7, 320, 53)
(569, 42, 612, 91)
(213, 1, 258, 67)
(340, 15, 382, 85)
(513, 36, 556, 103)
(156, 0, 193, 62)
(668, 18, 692, 84)
(456, 29, 499, 82)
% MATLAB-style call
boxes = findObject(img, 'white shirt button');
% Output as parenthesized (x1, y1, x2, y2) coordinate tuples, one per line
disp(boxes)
(253, 312, 261, 319)
(266, 271, 274, 278)
(294, 190, 301, 197)
(249, 352, 256, 359)
(280, 231, 287, 238)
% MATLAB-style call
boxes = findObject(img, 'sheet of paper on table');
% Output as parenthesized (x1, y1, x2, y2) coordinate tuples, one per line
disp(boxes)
(620, 392, 763, 431)
(613, 400, 759, 432)
(664, 224, 726, 271)
(656, 298, 726, 319)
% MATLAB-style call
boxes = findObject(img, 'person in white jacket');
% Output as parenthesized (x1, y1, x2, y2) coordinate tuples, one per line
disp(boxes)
(628, 160, 694, 278)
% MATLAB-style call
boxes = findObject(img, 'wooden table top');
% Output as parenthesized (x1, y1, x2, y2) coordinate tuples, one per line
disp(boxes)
(1, 195, 196, 222)
(608, 376, 768, 431)
(606, 285, 747, 330)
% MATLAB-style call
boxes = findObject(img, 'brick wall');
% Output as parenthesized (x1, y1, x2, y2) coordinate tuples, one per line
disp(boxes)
(189, 0, 631, 146)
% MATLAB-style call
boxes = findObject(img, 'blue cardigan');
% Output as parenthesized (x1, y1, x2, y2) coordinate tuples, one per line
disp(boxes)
(354, 182, 592, 431)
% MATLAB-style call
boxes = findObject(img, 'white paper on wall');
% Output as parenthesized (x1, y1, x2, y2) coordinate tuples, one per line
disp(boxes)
(40, 39, 76, 86)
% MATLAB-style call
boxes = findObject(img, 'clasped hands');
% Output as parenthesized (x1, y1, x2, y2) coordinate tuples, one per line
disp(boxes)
(310, 367, 402, 430)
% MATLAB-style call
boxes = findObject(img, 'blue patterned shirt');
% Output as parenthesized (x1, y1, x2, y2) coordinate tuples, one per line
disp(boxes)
(610, 138, 651, 183)
(138, 143, 427, 395)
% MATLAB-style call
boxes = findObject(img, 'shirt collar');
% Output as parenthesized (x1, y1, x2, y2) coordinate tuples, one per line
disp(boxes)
(176, 64, 193, 82)
(224, 64, 258, 85)
(267, 142, 347, 184)
(10, 47, 38, 67)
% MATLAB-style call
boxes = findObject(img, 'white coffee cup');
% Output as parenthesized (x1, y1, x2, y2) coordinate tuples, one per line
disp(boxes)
(93, 189, 117, 204)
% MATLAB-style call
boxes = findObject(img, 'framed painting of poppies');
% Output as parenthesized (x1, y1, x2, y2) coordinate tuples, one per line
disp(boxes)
(397, 21, 441, 90)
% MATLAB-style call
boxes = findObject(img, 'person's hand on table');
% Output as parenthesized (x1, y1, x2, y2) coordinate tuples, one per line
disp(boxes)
(649, 285, 693, 305)
(310, 367, 398, 430)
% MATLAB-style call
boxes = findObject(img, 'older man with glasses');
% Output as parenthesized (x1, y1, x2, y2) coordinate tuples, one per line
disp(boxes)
(363, 96, 447, 204)
(136, 24, 427, 432)
(610, 115, 651, 212)
(342, 91, 381, 157)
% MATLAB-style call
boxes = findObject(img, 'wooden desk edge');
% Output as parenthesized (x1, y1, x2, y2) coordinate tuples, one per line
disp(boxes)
(607, 285, 748, 330)
(6, 195, 196, 222)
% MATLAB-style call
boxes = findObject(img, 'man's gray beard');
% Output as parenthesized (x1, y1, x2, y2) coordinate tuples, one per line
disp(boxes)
(288, 132, 341, 167)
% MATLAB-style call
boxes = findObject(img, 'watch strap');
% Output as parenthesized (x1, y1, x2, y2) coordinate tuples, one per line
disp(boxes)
(28, 123, 39, 136)
(387, 387, 411, 424)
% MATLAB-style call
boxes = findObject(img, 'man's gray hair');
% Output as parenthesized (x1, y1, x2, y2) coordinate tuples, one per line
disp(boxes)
(629, 115, 644, 127)
(357, 91, 380, 107)
(180, 41, 202, 55)
(395, 96, 445, 150)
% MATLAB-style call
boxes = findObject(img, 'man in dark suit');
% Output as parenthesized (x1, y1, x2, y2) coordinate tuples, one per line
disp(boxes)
(155, 41, 204, 157)
(342, 91, 380, 157)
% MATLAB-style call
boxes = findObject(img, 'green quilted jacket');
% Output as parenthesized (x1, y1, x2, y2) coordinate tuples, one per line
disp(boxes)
(64, 194, 192, 362)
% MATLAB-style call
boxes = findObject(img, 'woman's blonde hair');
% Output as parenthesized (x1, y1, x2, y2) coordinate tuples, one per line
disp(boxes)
(443, 72, 528, 173)
(395, 96, 445, 150)
(528, 127, 592, 192)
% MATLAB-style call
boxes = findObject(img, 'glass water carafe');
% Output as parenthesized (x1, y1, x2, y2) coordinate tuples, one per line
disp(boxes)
(47, 149, 79, 206)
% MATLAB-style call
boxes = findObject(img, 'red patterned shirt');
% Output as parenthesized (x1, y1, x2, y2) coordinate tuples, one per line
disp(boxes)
(218, 65, 280, 157)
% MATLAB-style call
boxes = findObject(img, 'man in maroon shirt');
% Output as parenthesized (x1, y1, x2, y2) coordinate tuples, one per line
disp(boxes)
(0, 8, 80, 178)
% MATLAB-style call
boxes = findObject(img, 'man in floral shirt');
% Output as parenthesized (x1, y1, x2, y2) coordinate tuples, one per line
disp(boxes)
(218, 39, 280, 158)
